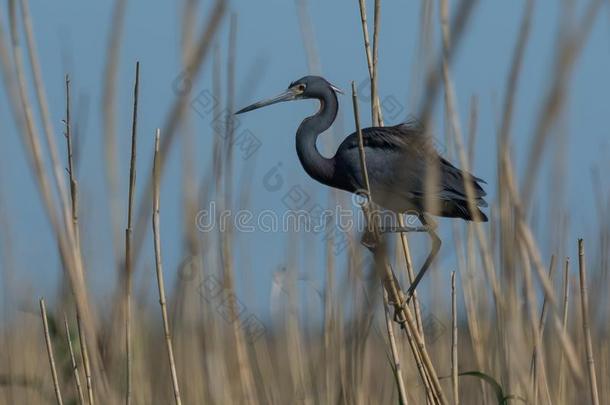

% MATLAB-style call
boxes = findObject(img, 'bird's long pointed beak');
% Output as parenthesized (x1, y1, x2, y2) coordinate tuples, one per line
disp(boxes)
(235, 89, 298, 115)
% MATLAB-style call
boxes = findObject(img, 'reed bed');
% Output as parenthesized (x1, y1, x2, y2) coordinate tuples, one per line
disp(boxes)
(0, 1, 608, 404)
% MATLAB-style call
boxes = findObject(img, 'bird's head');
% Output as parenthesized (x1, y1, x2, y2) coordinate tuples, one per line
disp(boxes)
(235, 75, 343, 115)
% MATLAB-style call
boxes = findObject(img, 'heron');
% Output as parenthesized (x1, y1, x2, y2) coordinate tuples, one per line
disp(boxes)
(236, 75, 487, 301)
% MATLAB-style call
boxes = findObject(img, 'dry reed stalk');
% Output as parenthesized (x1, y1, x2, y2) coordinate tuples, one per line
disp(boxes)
(8, 2, 104, 400)
(174, 4, 207, 402)
(223, 13, 237, 202)
(357, 0, 373, 76)
(132, 0, 226, 262)
(351, 82, 372, 198)
(451, 272, 458, 405)
(436, 9, 504, 398)
(466, 97, 477, 164)
(557, 257, 570, 403)
(382, 289, 409, 404)
(515, 219, 584, 383)
(177, 0, 200, 274)
(351, 80, 407, 397)
(220, 14, 256, 404)
(20, 0, 72, 228)
(452, 97, 485, 382)
(210, 43, 223, 195)
(407, 0, 434, 108)
(438, 0, 501, 306)
(452, 222, 486, 400)
(102, 0, 128, 267)
(199, 44, 232, 404)
(397, 229, 425, 336)
(374, 3, 432, 378)
(498, 0, 533, 152)
(496, 4, 533, 391)
(39, 299, 63, 405)
(63, 76, 94, 405)
(371, 0, 381, 126)
(124, 61, 140, 405)
(0, 8, 17, 98)
(76, 314, 94, 405)
(152, 129, 182, 405)
(530, 255, 555, 402)
(64, 75, 80, 254)
(180, 0, 198, 57)
(64, 314, 85, 405)
(403, 316, 437, 405)
(519, 242, 551, 404)
(352, 82, 446, 404)
(511, 207, 585, 395)
(295, 0, 321, 74)
(356, 0, 382, 123)
(496, 9, 591, 373)
(324, 193, 336, 404)
(395, 277, 447, 405)
(520, 0, 602, 209)
(63, 78, 84, 405)
(357, 0, 427, 349)
(578, 239, 600, 405)
(417, 0, 478, 125)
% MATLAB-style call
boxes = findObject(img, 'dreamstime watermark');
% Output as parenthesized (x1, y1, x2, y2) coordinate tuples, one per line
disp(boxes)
(195, 197, 420, 235)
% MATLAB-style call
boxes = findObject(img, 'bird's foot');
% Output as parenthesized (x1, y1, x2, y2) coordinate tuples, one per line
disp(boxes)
(389, 290, 409, 328)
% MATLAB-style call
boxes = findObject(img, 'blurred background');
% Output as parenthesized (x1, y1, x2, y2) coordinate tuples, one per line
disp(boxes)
(1, 0, 609, 404)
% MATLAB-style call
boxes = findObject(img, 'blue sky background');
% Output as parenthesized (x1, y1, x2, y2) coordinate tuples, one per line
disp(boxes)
(1, 1, 609, 320)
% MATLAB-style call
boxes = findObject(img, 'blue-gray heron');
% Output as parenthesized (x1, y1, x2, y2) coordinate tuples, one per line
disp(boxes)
(236, 75, 487, 300)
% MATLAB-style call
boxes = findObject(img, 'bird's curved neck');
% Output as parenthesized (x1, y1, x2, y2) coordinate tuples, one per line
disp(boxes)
(296, 90, 339, 187)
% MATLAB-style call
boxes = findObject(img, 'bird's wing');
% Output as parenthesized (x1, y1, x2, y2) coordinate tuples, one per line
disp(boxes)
(337, 122, 487, 206)
(337, 121, 434, 153)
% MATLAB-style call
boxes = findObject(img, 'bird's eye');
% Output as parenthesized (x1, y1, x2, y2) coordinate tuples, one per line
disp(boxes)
(296, 84, 306, 92)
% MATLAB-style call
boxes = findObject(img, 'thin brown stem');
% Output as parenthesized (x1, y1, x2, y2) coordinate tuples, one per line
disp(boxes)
(9, 2, 103, 399)
(77, 313, 94, 405)
(64, 75, 80, 253)
(64, 73, 91, 405)
(557, 257, 570, 403)
(578, 239, 600, 405)
(40, 299, 63, 405)
(530, 255, 555, 402)
(132, 0, 226, 263)
(357, 0, 373, 78)
(152, 129, 182, 405)
(451, 272, 458, 405)
(124, 61, 140, 405)
(64, 314, 85, 405)
(371, 0, 381, 126)
(383, 289, 409, 404)
(102, 0, 128, 267)
(352, 82, 446, 405)
(351, 82, 372, 197)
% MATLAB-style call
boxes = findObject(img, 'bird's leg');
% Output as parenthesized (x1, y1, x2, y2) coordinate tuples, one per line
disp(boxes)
(403, 214, 441, 304)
